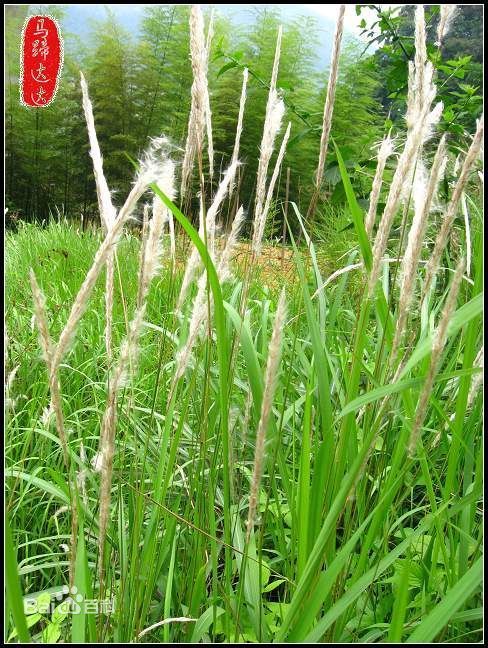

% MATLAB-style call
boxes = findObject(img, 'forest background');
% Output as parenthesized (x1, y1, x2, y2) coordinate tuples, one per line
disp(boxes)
(4, 4, 483, 241)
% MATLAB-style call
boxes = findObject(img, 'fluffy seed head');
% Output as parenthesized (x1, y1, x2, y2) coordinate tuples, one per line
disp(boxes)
(180, 4, 210, 199)
(30, 270, 69, 467)
(232, 68, 248, 166)
(414, 5, 427, 109)
(467, 345, 483, 409)
(368, 100, 441, 296)
(436, 5, 457, 47)
(80, 71, 117, 231)
(218, 206, 245, 283)
(252, 94, 285, 255)
(246, 289, 286, 539)
(314, 4, 346, 191)
(205, 159, 240, 251)
(422, 115, 484, 301)
(392, 135, 448, 361)
(408, 257, 465, 455)
(98, 303, 148, 583)
(253, 121, 291, 256)
(365, 134, 395, 236)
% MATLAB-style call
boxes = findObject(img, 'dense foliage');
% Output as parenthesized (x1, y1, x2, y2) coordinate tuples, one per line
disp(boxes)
(358, 4, 483, 144)
(6, 4, 379, 230)
(4, 4, 484, 644)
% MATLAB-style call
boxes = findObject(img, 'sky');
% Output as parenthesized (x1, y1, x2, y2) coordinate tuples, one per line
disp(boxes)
(61, 3, 399, 38)
(55, 3, 402, 69)
(305, 4, 401, 38)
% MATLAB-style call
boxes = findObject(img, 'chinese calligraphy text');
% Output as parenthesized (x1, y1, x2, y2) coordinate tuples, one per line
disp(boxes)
(20, 15, 63, 108)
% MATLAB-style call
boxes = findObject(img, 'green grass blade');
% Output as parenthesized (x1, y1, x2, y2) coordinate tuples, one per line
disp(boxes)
(5, 516, 31, 643)
(406, 557, 482, 643)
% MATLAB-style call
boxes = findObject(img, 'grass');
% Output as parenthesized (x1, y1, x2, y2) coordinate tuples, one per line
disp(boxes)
(5, 202, 483, 642)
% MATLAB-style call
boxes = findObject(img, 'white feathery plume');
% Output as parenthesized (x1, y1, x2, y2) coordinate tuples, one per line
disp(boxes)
(436, 5, 457, 47)
(29, 270, 68, 466)
(41, 402, 55, 427)
(231, 68, 249, 168)
(218, 205, 245, 283)
(80, 71, 117, 231)
(177, 195, 205, 312)
(263, 122, 292, 222)
(30, 269, 78, 586)
(414, 5, 427, 114)
(91, 451, 103, 473)
(453, 153, 461, 176)
(80, 71, 117, 363)
(141, 155, 176, 300)
(405, 61, 418, 131)
(178, 248, 203, 313)
(246, 289, 287, 540)
(422, 115, 484, 300)
(368, 98, 441, 296)
(314, 4, 346, 193)
(173, 273, 208, 387)
(53, 140, 167, 368)
(392, 135, 448, 360)
(402, 95, 444, 207)
(467, 346, 483, 409)
(365, 134, 395, 236)
(29, 271, 54, 371)
(424, 96, 444, 142)
(205, 159, 239, 252)
(177, 162, 239, 310)
(181, 5, 209, 199)
(253, 122, 292, 257)
(409, 159, 429, 215)
(252, 95, 285, 255)
(149, 137, 178, 263)
(407, 7, 435, 133)
(369, 8, 440, 295)
(5, 363, 20, 411)
(408, 257, 465, 455)
(137, 204, 151, 310)
(251, 25, 285, 256)
(98, 304, 147, 583)
(174, 205, 245, 386)
(105, 250, 114, 365)
(268, 25, 282, 106)
(98, 137, 172, 581)
(205, 8, 215, 179)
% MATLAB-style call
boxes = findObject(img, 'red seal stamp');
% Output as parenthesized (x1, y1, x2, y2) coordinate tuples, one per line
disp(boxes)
(20, 15, 64, 108)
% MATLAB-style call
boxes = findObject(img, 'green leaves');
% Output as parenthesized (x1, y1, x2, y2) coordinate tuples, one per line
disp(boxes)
(217, 60, 240, 78)
(5, 2, 484, 639)
(5, 516, 31, 643)
(333, 140, 372, 270)
(406, 558, 482, 643)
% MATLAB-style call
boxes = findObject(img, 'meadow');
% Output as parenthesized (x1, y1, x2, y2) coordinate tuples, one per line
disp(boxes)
(5, 4, 484, 644)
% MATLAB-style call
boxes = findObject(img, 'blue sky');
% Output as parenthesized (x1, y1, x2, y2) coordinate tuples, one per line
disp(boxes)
(60, 4, 397, 69)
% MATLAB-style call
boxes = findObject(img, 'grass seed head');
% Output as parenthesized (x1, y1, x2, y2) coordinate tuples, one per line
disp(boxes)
(246, 288, 286, 540)
(365, 133, 395, 237)
(436, 5, 457, 47)
(392, 135, 448, 361)
(422, 115, 484, 300)
(408, 257, 465, 455)
(314, 4, 346, 191)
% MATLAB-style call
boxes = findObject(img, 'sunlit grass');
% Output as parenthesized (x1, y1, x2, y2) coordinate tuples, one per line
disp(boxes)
(5, 207, 483, 642)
